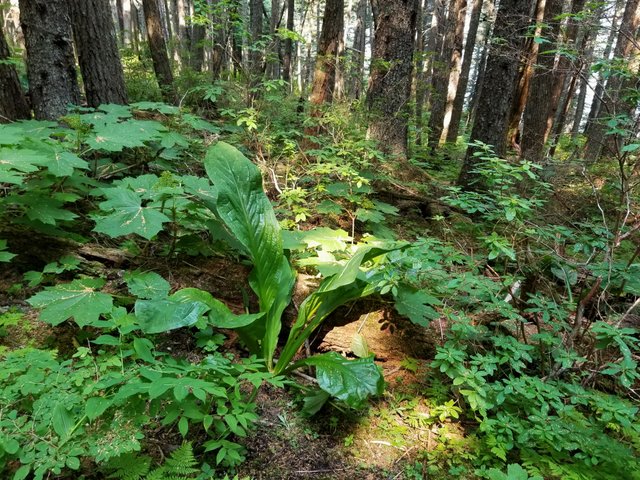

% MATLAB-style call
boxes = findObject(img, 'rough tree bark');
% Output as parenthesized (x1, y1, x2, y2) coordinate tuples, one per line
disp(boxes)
(309, 0, 344, 105)
(414, 0, 428, 146)
(189, 0, 206, 71)
(283, 0, 295, 83)
(446, 0, 483, 142)
(70, 0, 128, 107)
(366, 0, 418, 159)
(19, 0, 80, 120)
(0, 21, 30, 122)
(142, 0, 177, 103)
(458, 0, 533, 188)
(249, 0, 263, 80)
(520, 0, 563, 162)
(439, 0, 467, 144)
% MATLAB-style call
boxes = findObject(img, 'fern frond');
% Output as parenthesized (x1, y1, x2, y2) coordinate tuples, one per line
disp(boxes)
(162, 442, 199, 476)
(106, 453, 152, 480)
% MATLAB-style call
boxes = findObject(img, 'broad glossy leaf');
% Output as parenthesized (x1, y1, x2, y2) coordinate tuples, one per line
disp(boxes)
(282, 227, 352, 252)
(299, 352, 384, 408)
(27, 278, 113, 327)
(135, 299, 207, 334)
(52, 403, 74, 438)
(205, 142, 295, 366)
(171, 287, 263, 329)
(94, 187, 170, 239)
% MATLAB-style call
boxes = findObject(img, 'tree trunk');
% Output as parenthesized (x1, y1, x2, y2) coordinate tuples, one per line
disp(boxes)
(266, 0, 282, 79)
(425, 0, 449, 148)
(189, 1, 206, 71)
(366, 0, 418, 159)
(583, 0, 640, 162)
(446, 0, 482, 143)
(520, 0, 563, 162)
(249, 0, 263, 80)
(466, 0, 495, 128)
(0, 21, 30, 122)
(458, 0, 533, 188)
(309, 0, 344, 105)
(423, 0, 446, 110)
(414, 0, 427, 146)
(19, 0, 80, 120)
(70, 0, 128, 107)
(283, 0, 295, 83)
(116, 0, 126, 45)
(585, 0, 621, 133)
(142, 0, 177, 103)
(506, 0, 543, 150)
(439, 0, 467, 144)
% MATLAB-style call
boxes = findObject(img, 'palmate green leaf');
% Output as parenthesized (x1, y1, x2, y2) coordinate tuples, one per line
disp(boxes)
(27, 278, 114, 327)
(298, 352, 384, 408)
(0, 148, 43, 184)
(204, 142, 295, 367)
(124, 270, 171, 299)
(394, 286, 442, 327)
(94, 187, 170, 239)
(86, 119, 165, 152)
(19, 138, 88, 176)
(0, 120, 58, 146)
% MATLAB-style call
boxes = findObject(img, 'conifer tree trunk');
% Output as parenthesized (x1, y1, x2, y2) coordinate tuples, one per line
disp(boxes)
(414, 0, 427, 146)
(70, 0, 128, 107)
(426, 0, 453, 149)
(440, 0, 467, 143)
(266, 0, 282, 79)
(585, 0, 621, 133)
(0, 22, 30, 122)
(520, 0, 563, 162)
(366, 0, 418, 159)
(116, 0, 126, 45)
(189, 0, 206, 72)
(142, 0, 177, 103)
(309, 0, 344, 105)
(423, 0, 446, 109)
(249, 0, 263, 79)
(349, 0, 367, 99)
(283, 0, 295, 83)
(458, 0, 532, 188)
(584, 0, 640, 162)
(446, 0, 482, 142)
(19, 0, 80, 120)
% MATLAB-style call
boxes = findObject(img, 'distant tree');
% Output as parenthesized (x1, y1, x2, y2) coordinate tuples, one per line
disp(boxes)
(520, 0, 563, 163)
(428, 0, 466, 149)
(19, 0, 80, 120)
(309, 0, 344, 105)
(70, 0, 128, 107)
(458, 0, 533, 188)
(283, 0, 295, 84)
(249, 0, 264, 81)
(0, 21, 30, 122)
(583, 0, 640, 162)
(366, 0, 419, 159)
(142, 0, 177, 103)
(446, 0, 483, 142)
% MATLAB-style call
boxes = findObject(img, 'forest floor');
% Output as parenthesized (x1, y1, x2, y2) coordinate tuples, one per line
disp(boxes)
(0, 230, 459, 480)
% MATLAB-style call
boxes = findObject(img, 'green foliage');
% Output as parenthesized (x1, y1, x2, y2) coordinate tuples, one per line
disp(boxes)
(201, 141, 387, 407)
